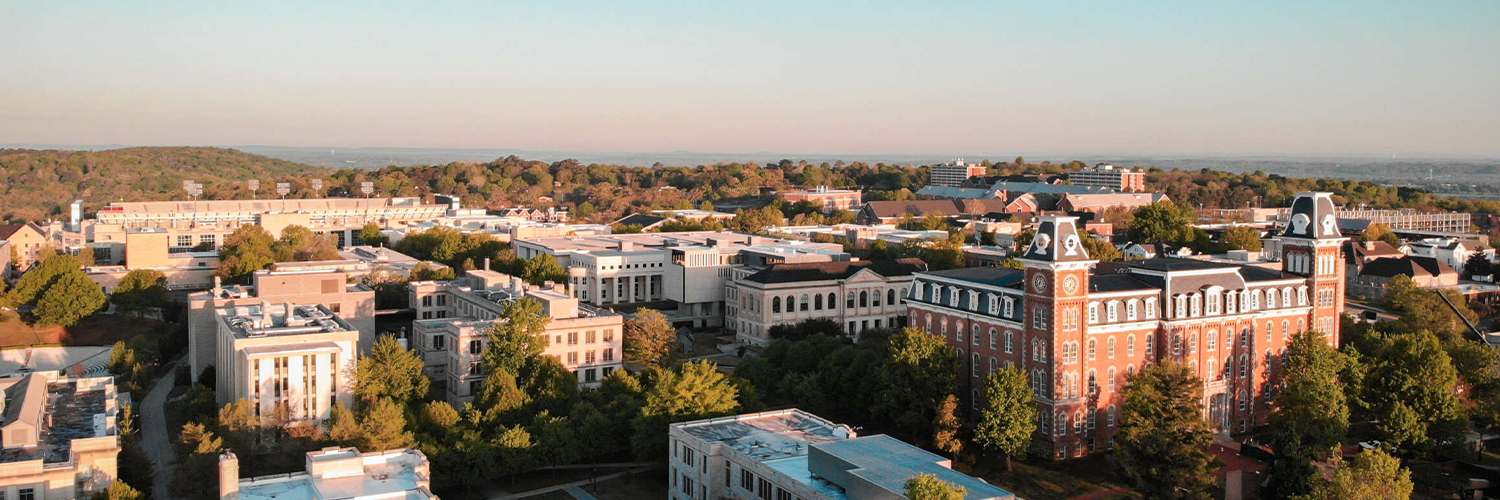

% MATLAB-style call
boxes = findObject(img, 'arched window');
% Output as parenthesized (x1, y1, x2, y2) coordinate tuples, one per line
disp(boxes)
(924, 314, 932, 333)
(883, 289, 893, 306)
(1239, 354, 1248, 378)
(772, 296, 781, 313)
(1265, 321, 1273, 342)
(1126, 334, 1136, 356)
(1266, 290, 1276, 308)
(1240, 330, 1249, 348)
(1005, 331, 1013, 353)
(940, 319, 948, 337)
(1238, 390, 1248, 411)
(1107, 301, 1119, 322)
(899, 288, 906, 303)
(1087, 339, 1097, 360)
(814, 293, 823, 310)
(972, 324, 980, 346)
(1281, 320, 1289, 339)
(1058, 412, 1068, 436)
(859, 291, 868, 308)
(1298, 318, 1306, 333)
(828, 293, 837, 309)
(955, 321, 965, 343)
(1089, 302, 1100, 323)
(847, 292, 856, 308)
(1088, 409, 1097, 430)
(1108, 405, 1117, 427)
(1127, 364, 1136, 376)
(989, 357, 997, 374)
(800, 294, 809, 312)
(786, 295, 796, 312)
(1207, 329, 1217, 350)
(1173, 333, 1182, 355)
(972, 352, 980, 377)
(1074, 410, 1085, 434)
(1107, 336, 1117, 358)
(1107, 367, 1116, 390)
(989, 329, 997, 349)
(1087, 370, 1097, 395)
(1127, 299, 1138, 320)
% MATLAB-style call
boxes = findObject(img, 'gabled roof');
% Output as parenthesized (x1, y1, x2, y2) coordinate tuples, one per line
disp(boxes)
(1061, 192, 1169, 210)
(1359, 256, 1455, 279)
(1344, 240, 1404, 264)
(862, 200, 1010, 219)
(921, 267, 1026, 288)
(0, 223, 42, 241)
(742, 258, 927, 284)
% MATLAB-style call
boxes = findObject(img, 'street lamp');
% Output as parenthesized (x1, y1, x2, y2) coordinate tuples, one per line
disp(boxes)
(276, 183, 291, 211)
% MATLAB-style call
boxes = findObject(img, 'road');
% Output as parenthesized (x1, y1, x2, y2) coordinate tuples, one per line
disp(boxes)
(141, 359, 180, 500)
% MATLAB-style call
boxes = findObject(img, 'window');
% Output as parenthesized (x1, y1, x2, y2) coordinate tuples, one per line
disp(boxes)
(1265, 321, 1273, 342)
(772, 296, 781, 313)
(1298, 286, 1308, 306)
(1107, 301, 1119, 322)
(603, 329, 614, 342)
(848, 292, 856, 308)
(1172, 333, 1182, 355)
(586, 330, 597, 344)
(972, 324, 980, 346)
(1207, 291, 1220, 314)
(1145, 335, 1154, 355)
(468, 362, 482, 375)
(956, 321, 965, 343)
(1107, 367, 1116, 390)
(1004, 331, 1013, 353)
(1226, 291, 1237, 314)
(200, 233, 216, 247)
(988, 294, 999, 314)
(741, 469, 754, 490)
(1206, 329, 1217, 350)
(1062, 307, 1079, 331)
(432, 335, 445, 351)
(1032, 306, 1049, 329)
(1282, 288, 1293, 308)
(19, 489, 33, 500)
(1088, 370, 1097, 395)
(1108, 405, 1117, 427)
(177, 235, 192, 247)
(1240, 330, 1249, 348)
(1239, 354, 1248, 378)
(1145, 298, 1157, 318)
(1058, 412, 1068, 436)
(568, 331, 579, 345)
(972, 353, 980, 377)
(1003, 297, 1015, 317)
(1267, 290, 1276, 308)
(888, 289, 896, 306)
(603, 348, 614, 361)
(814, 293, 823, 310)
(1175, 295, 1186, 318)
(1282, 320, 1290, 340)
(967, 291, 978, 311)
(567, 351, 579, 364)
(989, 357, 997, 374)
(1088, 302, 1099, 323)
(585, 350, 596, 364)
(1190, 294, 1201, 316)
(1127, 299, 1138, 320)
(800, 294, 810, 311)
(828, 292, 837, 309)
(1107, 336, 1116, 358)
(787, 295, 796, 312)
(1087, 339, 1096, 360)
(1127, 334, 1136, 356)
(989, 329, 997, 349)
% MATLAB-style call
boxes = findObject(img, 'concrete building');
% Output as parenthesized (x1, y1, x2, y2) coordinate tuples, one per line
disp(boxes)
(0, 373, 121, 500)
(214, 302, 358, 419)
(927, 160, 989, 187)
(513, 232, 845, 328)
(1334, 208, 1471, 233)
(668, 409, 1013, 500)
(188, 269, 376, 384)
(907, 192, 1347, 460)
(1064, 164, 1145, 192)
(221, 447, 436, 500)
(408, 271, 623, 404)
(725, 259, 926, 346)
(781, 187, 864, 212)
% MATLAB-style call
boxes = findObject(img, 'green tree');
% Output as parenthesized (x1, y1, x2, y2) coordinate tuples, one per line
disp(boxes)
(359, 398, 415, 451)
(1127, 201, 1196, 246)
(1117, 360, 1217, 499)
(631, 361, 740, 459)
(876, 328, 959, 444)
(278, 225, 341, 261)
(521, 254, 567, 286)
(216, 225, 278, 284)
(35, 270, 106, 326)
(931, 394, 964, 458)
(76, 246, 96, 267)
(1363, 329, 1467, 452)
(1220, 225, 1264, 252)
(973, 367, 1037, 471)
(1268, 330, 1351, 498)
(1080, 234, 1123, 261)
(111, 269, 167, 316)
(13, 253, 83, 305)
(410, 261, 456, 281)
(903, 473, 967, 500)
(1013, 229, 1035, 251)
(624, 308, 678, 368)
(573, 201, 598, 220)
(355, 335, 431, 404)
(359, 223, 390, 247)
(327, 403, 362, 444)
(482, 298, 549, 378)
(1291, 448, 1413, 500)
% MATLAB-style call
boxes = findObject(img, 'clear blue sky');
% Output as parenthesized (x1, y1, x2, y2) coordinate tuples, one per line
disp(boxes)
(2, 0, 1497, 155)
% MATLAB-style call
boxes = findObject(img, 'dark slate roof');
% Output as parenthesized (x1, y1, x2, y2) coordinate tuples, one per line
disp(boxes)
(1122, 258, 1239, 272)
(0, 224, 36, 241)
(1344, 240, 1404, 265)
(1238, 265, 1301, 282)
(1359, 256, 1454, 279)
(923, 267, 1025, 288)
(1280, 192, 1342, 239)
(743, 258, 927, 284)
(1087, 274, 1157, 293)
(613, 214, 668, 228)
(1020, 216, 1093, 263)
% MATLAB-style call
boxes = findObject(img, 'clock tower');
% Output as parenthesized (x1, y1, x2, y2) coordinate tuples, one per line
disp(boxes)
(1275, 192, 1348, 346)
(1017, 215, 1098, 458)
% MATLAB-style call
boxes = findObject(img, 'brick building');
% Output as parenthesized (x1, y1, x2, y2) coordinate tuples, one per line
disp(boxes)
(905, 192, 1346, 460)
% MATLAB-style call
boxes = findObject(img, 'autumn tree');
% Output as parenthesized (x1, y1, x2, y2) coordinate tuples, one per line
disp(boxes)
(903, 474, 966, 500)
(216, 225, 278, 284)
(624, 308, 678, 368)
(630, 361, 740, 459)
(1080, 234, 1123, 262)
(932, 394, 965, 458)
(1117, 360, 1217, 499)
(356, 335, 431, 404)
(358, 222, 389, 247)
(1360, 223, 1402, 247)
(973, 367, 1037, 471)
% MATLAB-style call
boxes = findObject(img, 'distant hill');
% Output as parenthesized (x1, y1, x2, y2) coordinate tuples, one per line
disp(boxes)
(0, 147, 329, 222)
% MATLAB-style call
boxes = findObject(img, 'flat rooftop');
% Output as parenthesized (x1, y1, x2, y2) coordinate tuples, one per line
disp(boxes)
(0, 376, 115, 465)
(98, 197, 443, 215)
(812, 435, 1014, 500)
(238, 448, 434, 500)
(675, 409, 852, 463)
(219, 303, 352, 339)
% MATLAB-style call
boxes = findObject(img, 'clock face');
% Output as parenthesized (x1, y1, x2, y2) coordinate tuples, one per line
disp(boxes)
(1032, 274, 1048, 293)
(1062, 275, 1079, 294)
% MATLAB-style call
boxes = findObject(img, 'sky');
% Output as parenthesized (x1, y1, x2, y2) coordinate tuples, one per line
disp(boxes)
(2, 0, 1498, 156)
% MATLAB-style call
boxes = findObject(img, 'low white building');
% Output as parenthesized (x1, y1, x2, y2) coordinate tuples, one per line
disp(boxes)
(1407, 237, 1494, 275)
(215, 302, 358, 422)
(0, 374, 122, 500)
(222, 447, 436, 500)
(669, 409, 1013, 500)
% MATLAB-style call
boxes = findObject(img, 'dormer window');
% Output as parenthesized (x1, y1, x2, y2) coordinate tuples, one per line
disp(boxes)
(1205, 289, 1221, 315)
(987, 294, 999, 315)
(1226, 291, 1237, 314)
(948, 288, 960, 307)
(1190, 294, 1201, 317)
(1145, 298, 1157, 319)
(1107, 301, 1119, 322)
(1003, 297, 1015, 318)
(1297, 286, 1308, 306)
(1126, 299, 1138, 321)
(969, 290, 980, 312)
(1266, 290, 1276, 308)
(931, 285, 941, 303)
(1174, 295, 1186, 319)
(1089, 302, 1100, 323)
(913, 282, 924, 302)
(1282, 288, 1293, 308)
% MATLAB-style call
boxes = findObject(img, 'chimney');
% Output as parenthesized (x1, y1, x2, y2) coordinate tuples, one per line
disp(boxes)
(259, 301, 271, 326)
(484, 257, 491, 272)
(219, 451, 240, 499)
(283, 301, 296, 325)
(212, 276, 223, 296)
(1363, 241, 1375, 250)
